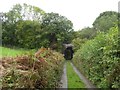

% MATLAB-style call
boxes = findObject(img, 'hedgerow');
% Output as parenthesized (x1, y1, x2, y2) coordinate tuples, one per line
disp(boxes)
(1, 48, 64, 88)
(73, 26, 120, 88)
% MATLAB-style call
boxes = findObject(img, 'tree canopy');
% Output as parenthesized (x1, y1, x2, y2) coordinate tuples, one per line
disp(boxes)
(2, 4, 74, 51)
(41, 12, 74, 50)
(93, 11, 118, 32)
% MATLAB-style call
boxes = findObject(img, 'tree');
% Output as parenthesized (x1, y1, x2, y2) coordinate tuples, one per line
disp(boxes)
(2, 3, 45, 47)
(15, 20, 42, 49)
(93, 11, 118, 32)
(72, 38, 88, 52)
(41, 12, 74, 50)
(78, 27, 96, 39)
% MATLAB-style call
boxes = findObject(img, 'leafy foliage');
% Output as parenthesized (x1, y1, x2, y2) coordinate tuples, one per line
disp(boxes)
(93, 11, 118, 32)
(73, 26, 120, 88)
(72, 11, 118, 52)
(41, 12, 74, 50)
(2, 4, 74, 51)
(72, 27, 97, 52)
(77, 27, 96, 39)
(15, 20, 42, 48)
(2, 3, 45, 48)
(72, 38, 87, 52)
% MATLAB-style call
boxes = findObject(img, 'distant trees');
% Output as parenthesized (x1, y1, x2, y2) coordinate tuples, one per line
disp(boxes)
(2, 4, 45, 48)
(72, 27, 96, 51)
(72, 11, 118, 51)
(76, 27, 96, 39)
(2, 4, 74, 51)
(15, 20, 42, 48)
(74, 11, 118, 40)
(93, 11, 118, 32)
(3, 3, 118, 53)
(41, 12, 74, 50)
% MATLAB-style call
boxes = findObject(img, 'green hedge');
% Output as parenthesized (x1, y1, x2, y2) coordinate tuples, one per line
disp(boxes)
(73, 26, 120, 88)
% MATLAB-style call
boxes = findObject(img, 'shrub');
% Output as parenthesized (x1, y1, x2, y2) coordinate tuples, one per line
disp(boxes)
(73, 26, 120, 88)
(1, 48, 64, 88)
(72, 38, 88, 52)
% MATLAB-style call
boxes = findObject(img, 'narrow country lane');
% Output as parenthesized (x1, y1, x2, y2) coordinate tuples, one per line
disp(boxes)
(59, 61, 96, 89)
(70, 62, 96, 88)
(59, 62, 68, 88)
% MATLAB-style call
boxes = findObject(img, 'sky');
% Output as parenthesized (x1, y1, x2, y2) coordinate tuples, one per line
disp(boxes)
(0, 0, 119, 30)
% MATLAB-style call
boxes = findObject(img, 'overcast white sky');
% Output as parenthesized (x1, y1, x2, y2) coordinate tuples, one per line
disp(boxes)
(0, 0, 119, 30)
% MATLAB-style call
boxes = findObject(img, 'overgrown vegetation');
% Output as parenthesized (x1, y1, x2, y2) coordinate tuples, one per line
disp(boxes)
(1, 2, 120, 88)
(73, 26, 120, 88)
(93, 11, 118, 32)
(72, 11, 120, 88)
(1, 47, 64, 88)
(2, 3, 73, 51)
(72, 11, 118, 51)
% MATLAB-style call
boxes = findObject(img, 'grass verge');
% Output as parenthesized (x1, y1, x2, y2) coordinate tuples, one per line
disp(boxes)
(66, 60, 85, 88)
(0, 46, 35, 57)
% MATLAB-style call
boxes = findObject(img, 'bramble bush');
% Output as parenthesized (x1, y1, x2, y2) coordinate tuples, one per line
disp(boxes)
(1, 47, 64, 88)
(73, 26, 120, 88)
